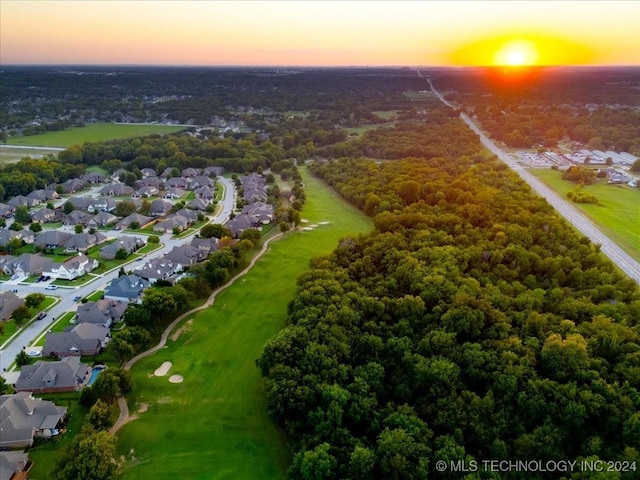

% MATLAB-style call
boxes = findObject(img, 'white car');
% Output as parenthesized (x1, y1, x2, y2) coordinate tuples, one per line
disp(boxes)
(45, 285, 58, 290)
(27, 350, 42, 357)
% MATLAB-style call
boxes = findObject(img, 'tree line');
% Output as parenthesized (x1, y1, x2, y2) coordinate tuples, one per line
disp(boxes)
(257, 110, 640, 479)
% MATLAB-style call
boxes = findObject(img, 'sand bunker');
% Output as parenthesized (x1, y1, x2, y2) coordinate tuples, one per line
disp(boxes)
(168, 374, 183, 383)
(154, 361, 172, 376)
(302, 227, 313, 231)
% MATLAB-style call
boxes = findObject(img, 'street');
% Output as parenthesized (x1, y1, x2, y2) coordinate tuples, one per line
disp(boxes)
(0, 176, 236, 374)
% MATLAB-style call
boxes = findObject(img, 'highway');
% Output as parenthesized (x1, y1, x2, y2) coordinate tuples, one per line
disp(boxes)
(422, 73, 640, 285)
(0, 176, 237, 374)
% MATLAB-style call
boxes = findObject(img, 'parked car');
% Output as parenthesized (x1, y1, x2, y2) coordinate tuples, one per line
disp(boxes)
(45, 285, 58, 290)
(73, 295, 82, 302)
(36, 311, 46, 320)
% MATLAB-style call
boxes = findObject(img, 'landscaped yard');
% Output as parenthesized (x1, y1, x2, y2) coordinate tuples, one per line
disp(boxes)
(6, 123, 186, 148)
(114, 167, 373, 480)
(530, 168, 640, 262)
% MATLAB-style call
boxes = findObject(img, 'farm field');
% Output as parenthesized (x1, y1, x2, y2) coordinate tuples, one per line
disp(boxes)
(114, 167, 373, 480)
(6, 123, 185, 148)
(0, 146, 64, 163)
(530, 168, 640, 262)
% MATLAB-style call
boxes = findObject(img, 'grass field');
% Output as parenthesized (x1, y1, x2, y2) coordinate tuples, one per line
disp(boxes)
(114, 168, 373, 480)
(0, 146, 63, 164)
(6, 123, 185, 148)
(530, 168, 640, 261)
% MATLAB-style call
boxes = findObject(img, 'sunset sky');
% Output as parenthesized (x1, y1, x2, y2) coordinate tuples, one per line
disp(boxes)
(1, 1, 638, 67)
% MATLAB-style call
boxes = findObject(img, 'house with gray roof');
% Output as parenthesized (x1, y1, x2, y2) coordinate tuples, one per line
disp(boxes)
(164, 244, 206, 268)
(61, 232, 108, 252)
(226, 214, 260, 237)
(190, 175, 214, 189)
(62, 210, 93, 227)
(0, 392, 67, 448)
(7, 195, 38, 209)
(140, 168, 157, 178)
(59, 178, 85, 194)
(0, 450, 33, 480)
(15, 356, 90, 394)
(88, 210, 118, 228)
(3, 254, 53, 277)
(0, 229, 33, 248)
(42, 323, 110, 358)
(81, 172, 107, 184)
(181, 167, 200, 178)
(34, 230, 73, 249)
(134, 257, 181, 283)
(87, 196, 118, 213)
(190, 237, 219, 256)
(204, 166, 224, 177)
(186, 197, 208, 211)
(0, 203, 14, 218)
(242, 201, 274, 224)
(165, 177, 189, 189)
(104, 274, 150, 303)
(163, 187, 185, 200)
(100, 183, 134, 197)
(132, 186, 159, 198)
(194, 185, 215, 201)
(100, 236, 145, 260)
(175, 208, 198, 223)
(76, 299, 128, 327)
(115, 213, 153, 230)
(150, 199, 173, 217)
(0, 291, 24, 321)
(30, 207, 62, 224)
(44, 254, 98, 281)
(153, 214, 190, 233)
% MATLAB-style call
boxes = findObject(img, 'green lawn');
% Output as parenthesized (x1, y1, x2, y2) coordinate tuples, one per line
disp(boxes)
(7, 123, 185, 148)
(530, 169, 640, 261)
(114, 168, 373, 480)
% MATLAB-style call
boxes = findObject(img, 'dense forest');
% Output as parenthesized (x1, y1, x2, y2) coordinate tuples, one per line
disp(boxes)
(257, 107, 640, 479)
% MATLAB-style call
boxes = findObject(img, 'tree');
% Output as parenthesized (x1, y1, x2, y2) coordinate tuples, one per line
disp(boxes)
(279, 221, 290, 233)
(75, 224, 84, 234)
(123, 306, 151, 328)
(114, 200, 137, 217)
(8, 222, 23, 232)
(29, 222, 42, 233)
(15, 350, 31, 367)
(63, 201, 75, 214)
(115, 248, 128, 260)
(85, 399, 113, 431)
(631, 159, 640, 173)
(24, 292, 45, 308)
(0, 376, 9, 395)
(12, 306, 31, 326)
(142, 288, 178, 318)
(109, 336, 135, 365)
(200, 223, 232, 239)
(14, 205, 31, 224)
(54, 427, 117, 480)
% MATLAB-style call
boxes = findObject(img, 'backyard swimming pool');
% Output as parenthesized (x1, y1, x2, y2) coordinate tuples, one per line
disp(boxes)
(88, 365, 106, 385)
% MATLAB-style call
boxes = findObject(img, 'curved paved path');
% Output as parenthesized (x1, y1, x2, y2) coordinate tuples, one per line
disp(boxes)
(109, 232, 284, 435)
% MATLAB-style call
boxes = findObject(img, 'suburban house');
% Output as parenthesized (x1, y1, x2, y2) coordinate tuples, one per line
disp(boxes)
(115, 213, 153, 230)
(163, 187, 185, 200)
(204, 166, 224, 177)
(226, 214, 260, 237)
(87, 196, 118, 213)
(187, 198, 209, 210)
(34, 230, 73, 249)
(61, 232, 108, 252)
(194, 186, 215, 203)
(88, 210, 118, 228)
(181, 167, 199, 178)
(58, 178, 86, 194)
(153, 214, 190, 233)
(99, 184, 134, 197)
(42, 323, 110, 358)
(100, 235, 145, 260)
(165, 177, 189, 189)
(0, 203, 14, 218)
(134, 257, 181, 283)
(0, 229, 34, 247)
(64, 196, 94, 211)
(2, 253, 53, 278)
(62, 210, 94, 227)
(30, 207, 62, 224)
(190, 175, 214, 189)
(190, 237, 219, 256)
(0, 451, 33, 480)
(164, 244, 208, 268)
(104, 274, 150, 303)
(81, 172, 107, 184)
(132, 186, 159, 198)
(0, 392, 67, 448)
(27, 188, 58, 203)
(242, 201, 274, 224)
(149, 199, 173, 217)
(76, 299, 128, 327)
(175, 208, 198, 223)
(140, 168, 157, 178)
(0, 291, 24, 321)
(7, 195, 38, 209)
(44, 254, 98, 281)
(15, 356, 90, 394)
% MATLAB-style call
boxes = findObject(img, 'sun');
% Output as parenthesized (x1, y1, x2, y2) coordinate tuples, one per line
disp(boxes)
(494, 40, 540, 67)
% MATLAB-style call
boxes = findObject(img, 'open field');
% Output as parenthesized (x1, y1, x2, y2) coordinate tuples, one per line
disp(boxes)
(115, 168, 373, 480)
(0, 146, 63, 164)
(6, 123, 186, 148)
(530, 168, 640, 261)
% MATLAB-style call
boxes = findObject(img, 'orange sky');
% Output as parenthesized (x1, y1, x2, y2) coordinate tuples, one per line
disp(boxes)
(1, 1, 638, 66)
